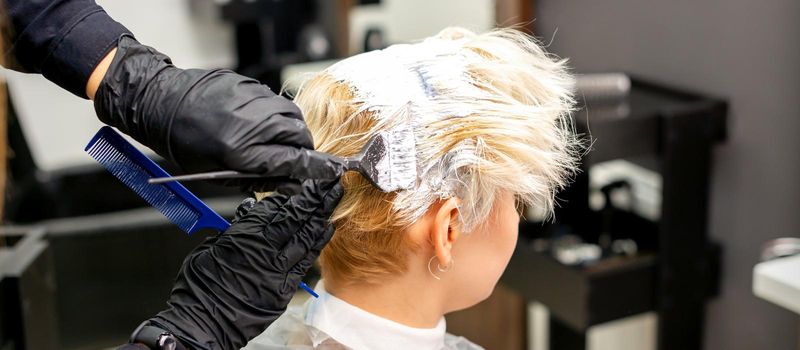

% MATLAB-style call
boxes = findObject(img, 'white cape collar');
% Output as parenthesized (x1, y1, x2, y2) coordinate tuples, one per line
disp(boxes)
(303, 280, 447, 350)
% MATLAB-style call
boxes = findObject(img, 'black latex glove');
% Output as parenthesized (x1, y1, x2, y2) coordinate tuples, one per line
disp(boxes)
(94, 35, 344, 191)
(142, 179, 343, 350)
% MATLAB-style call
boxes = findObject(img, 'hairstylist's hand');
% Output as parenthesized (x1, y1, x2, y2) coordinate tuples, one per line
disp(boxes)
(141, 179, 342, 350)
(93, 35, 344, 192)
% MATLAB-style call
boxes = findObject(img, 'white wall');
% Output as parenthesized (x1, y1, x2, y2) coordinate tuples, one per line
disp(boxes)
(349, 0, 494, 55)
(382, 0, 494, 42)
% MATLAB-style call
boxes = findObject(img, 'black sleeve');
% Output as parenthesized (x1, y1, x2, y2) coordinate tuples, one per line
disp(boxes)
(5, 0, 132, 98)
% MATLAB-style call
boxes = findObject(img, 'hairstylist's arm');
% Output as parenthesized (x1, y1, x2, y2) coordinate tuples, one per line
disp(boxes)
(86, 48, 116, 99)
(6, 0, 344, 191)
(138, 179, 342, 350)
(93, 36, 345, 191)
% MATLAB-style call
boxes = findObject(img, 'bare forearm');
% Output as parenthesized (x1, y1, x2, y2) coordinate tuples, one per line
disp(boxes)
(87, 48, 117, 100)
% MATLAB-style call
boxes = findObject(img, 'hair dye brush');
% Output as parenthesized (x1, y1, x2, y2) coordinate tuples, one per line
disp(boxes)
(149, 125, 418, 192)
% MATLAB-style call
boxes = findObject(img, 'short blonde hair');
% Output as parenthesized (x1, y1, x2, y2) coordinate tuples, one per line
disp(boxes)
(286, 27, 578, 285)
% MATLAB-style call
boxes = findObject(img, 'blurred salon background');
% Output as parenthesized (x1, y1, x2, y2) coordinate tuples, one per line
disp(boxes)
(1, 0, 798, 349)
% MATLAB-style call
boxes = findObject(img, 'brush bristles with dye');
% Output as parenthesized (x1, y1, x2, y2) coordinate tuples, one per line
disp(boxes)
(382, 125, 417, 191)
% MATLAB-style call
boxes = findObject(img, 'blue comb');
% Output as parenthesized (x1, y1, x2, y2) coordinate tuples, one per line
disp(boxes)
(85, 126, 318, 297)
(85, 126, 229, 234)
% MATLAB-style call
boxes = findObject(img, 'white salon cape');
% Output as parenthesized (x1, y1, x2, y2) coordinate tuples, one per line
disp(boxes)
(242, 281, 482, 350)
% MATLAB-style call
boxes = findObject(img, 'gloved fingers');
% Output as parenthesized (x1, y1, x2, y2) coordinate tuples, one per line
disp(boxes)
(283, 252, 318, 296)
(232, 193, 291, 249)
(232, 197, 257, 224)
(272, 182, 305, 196)
(233, 180, 339, 268)
(284, 179, 344, 219)
(231, 178, 338, 239)
(230, 82, 305, 123)
(250, 114, 315, 150)
(282, 223, 333, 296)
(276, 180, 341, 268)
(284, 221, 335, 274)
(281, 222, 334, 294)
(234, 144, 346, 180)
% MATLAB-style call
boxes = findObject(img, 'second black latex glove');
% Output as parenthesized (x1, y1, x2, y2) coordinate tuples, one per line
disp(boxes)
(94, 35, 344, 191)
(146, 179, 343, 350)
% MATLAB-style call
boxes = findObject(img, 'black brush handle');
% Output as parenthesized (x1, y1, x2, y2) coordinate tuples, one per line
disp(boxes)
(148, 170, 261, 184)
(149, 156, 358, 184)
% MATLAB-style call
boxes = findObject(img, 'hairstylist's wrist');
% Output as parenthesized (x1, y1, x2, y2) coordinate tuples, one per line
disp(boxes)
(87, 48, 117, 100)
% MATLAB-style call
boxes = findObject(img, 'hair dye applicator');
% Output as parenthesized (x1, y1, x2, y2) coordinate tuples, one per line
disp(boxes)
(148, 124, 418, 193)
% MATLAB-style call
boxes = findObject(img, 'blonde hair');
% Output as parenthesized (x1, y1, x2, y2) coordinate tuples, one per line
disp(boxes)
(274, 27, 579, 285)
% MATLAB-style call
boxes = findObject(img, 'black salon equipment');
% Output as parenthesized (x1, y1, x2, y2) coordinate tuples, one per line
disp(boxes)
(203, 0, 348, 88)
(501, 77, 727, 350)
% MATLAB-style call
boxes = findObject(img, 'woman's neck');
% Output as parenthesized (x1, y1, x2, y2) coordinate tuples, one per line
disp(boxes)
(325, 272, 446, 329)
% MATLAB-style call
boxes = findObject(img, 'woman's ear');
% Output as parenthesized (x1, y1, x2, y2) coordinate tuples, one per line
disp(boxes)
(431, 197, 462, 267)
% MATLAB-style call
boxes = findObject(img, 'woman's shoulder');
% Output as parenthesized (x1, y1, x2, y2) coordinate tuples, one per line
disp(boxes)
(242, 305, 314, 350)
(444, 333, 485, 350)
(242, 298, 485, 350)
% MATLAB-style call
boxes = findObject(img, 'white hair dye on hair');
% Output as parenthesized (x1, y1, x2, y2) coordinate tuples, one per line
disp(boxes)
(316, 27, 579, 231)
(326, 35, 488, 227)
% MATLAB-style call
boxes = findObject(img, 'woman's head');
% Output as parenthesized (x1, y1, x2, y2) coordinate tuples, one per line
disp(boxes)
(284, 27, 578, 310)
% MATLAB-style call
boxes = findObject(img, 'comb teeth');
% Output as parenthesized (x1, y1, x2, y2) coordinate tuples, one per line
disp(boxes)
(86, 132, 200, 233)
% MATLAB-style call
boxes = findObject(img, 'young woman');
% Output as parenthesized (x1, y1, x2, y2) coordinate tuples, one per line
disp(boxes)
(245, 26, 580, 350)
